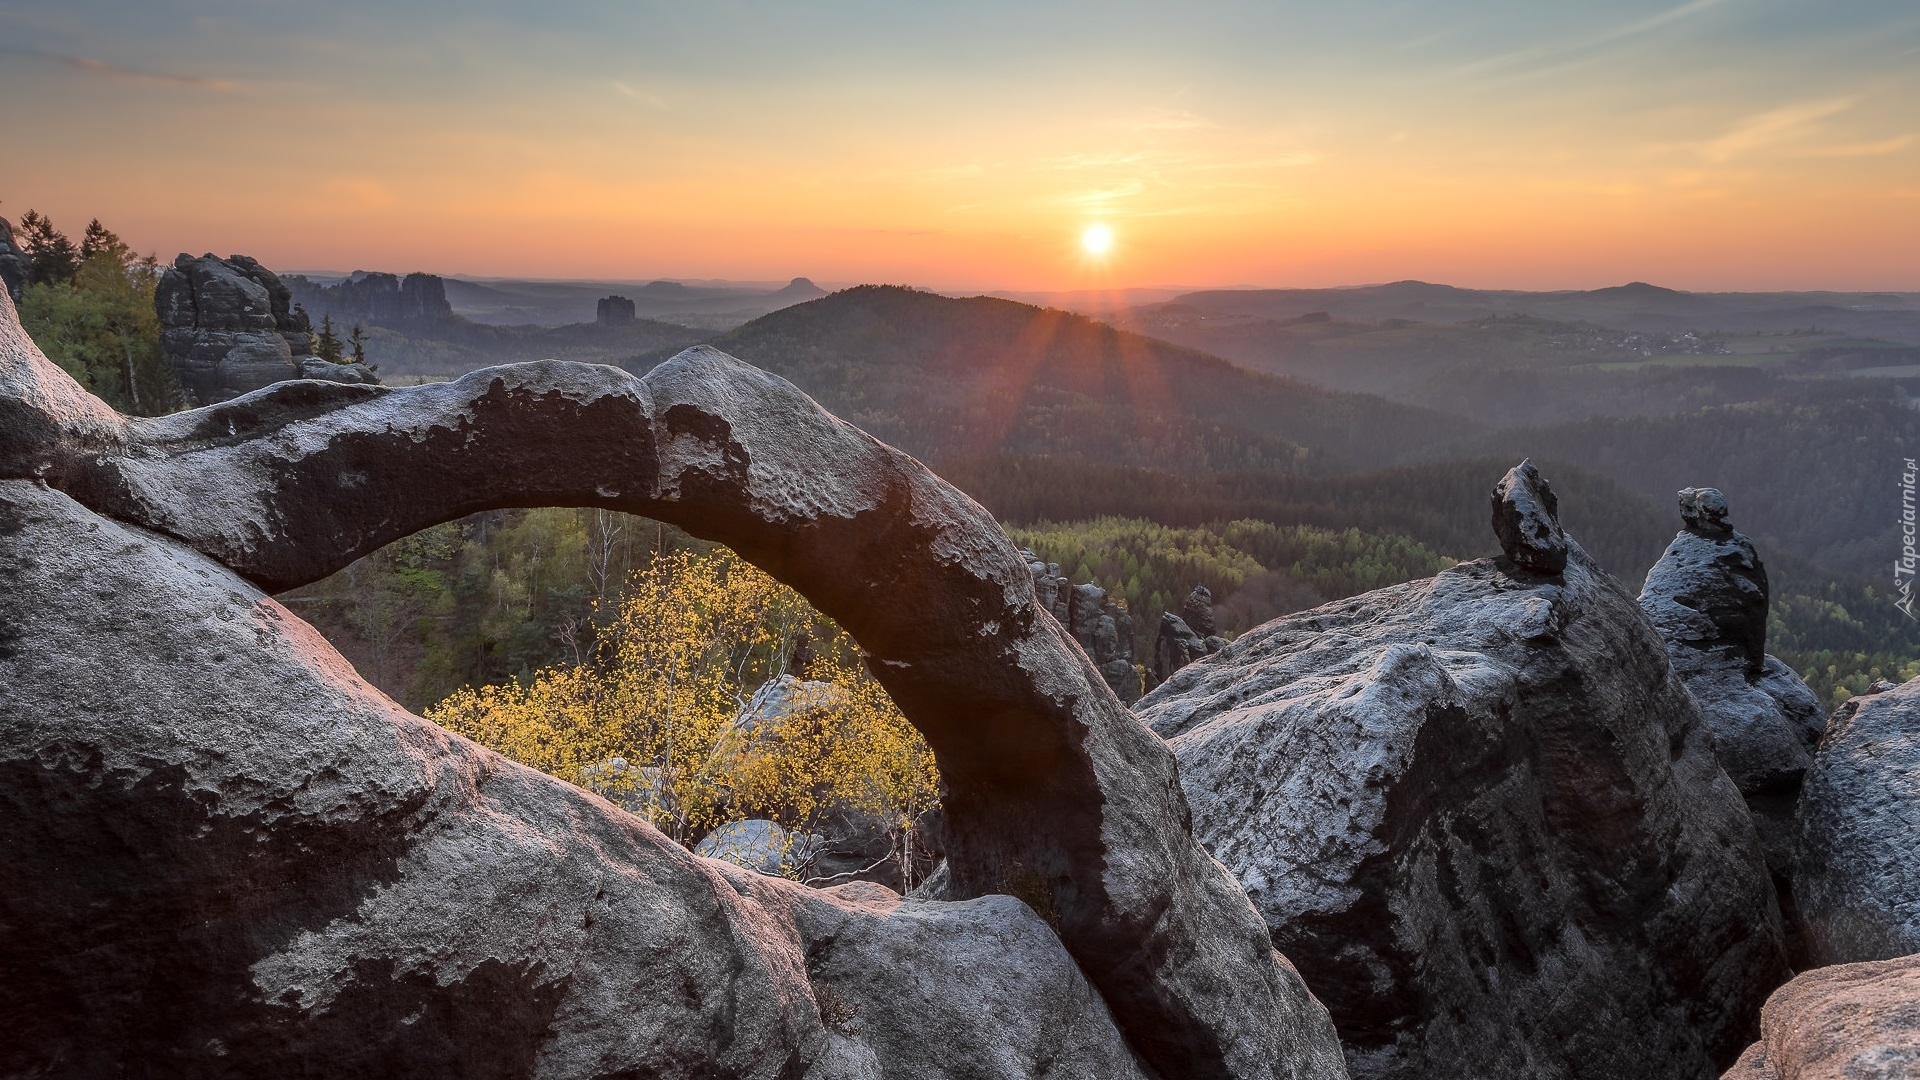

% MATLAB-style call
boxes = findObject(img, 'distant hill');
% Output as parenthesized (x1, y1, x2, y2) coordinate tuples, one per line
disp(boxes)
(628, 285, 1481, 475)
(441, 275, 833, 329)
(1146, 281, 1920, 342)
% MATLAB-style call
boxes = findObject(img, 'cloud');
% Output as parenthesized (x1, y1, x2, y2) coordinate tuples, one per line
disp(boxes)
(1796, 135, 1913, 158)
(1451, 0, 1729, 79)
(1702, 98, 1854, 162)
(3, 48, 235, 90)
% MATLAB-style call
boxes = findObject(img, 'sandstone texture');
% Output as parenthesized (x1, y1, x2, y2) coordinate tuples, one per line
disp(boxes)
(0, 287, 1344, 1080)
(156, 254, 378, 404)
(1724, 954, 1920, 1080)
(1794, 677, 1920, 967)
(1639, 487, 1825, 949)
(1136, 461, 1789, 1080)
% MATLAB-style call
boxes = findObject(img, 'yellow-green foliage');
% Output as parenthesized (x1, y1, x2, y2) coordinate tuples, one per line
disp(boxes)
(426, 548, 939, 872)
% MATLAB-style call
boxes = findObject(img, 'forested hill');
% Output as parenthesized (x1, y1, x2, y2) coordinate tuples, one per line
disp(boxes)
(627, 285, 1479, 474)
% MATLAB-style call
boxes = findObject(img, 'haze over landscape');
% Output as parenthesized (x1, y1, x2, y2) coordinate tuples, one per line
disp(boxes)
(9, 3, 1920, 1079)
(4, 0, 1919, 289)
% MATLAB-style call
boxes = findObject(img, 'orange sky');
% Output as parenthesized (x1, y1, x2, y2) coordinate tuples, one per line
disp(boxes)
(3, 1, 1917, 291)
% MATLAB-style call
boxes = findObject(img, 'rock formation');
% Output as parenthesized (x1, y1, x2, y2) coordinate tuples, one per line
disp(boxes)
(0, 288, 1344, 1080)
(1793, 677, 1920, 967)
(1021, 549, 1143, 703)
(1639, 487, 1825, 953)
(0, 215, 25, 302)
(1724, 953, 1920, 1079)
(1136, 460, 1789, 1080)
(284, 269, 454, 325)
(1490, 457, 1568, 575)
(157, 254, 378, 404)
(597, 294, 637, 326)
(1154, 585, 1229, 686)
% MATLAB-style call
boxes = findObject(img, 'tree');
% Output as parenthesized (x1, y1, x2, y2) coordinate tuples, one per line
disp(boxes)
(348, 322, 369, 366)
(79, 218, 115, 262)
(17, 210, 80, 286)
(315, 313, 344, 362)
(17, 221, 183, 415)
(426, 547, 940, 887)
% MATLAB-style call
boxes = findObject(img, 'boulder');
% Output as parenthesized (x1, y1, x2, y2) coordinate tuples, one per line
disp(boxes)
(1723, 954, 1920, 1079)
(156, 253, 320, 404)
(0, 288, 1344, 1080)
(1794, 677, 1920, 967)
(1490, 457, 1568, 575)
(1137, 461, 1789, 1080)
(1639, 488, 1825, 955)
(297, 357, 382, 385)
(696, 819, 795, 875)
(1183, 584, 1219, 638)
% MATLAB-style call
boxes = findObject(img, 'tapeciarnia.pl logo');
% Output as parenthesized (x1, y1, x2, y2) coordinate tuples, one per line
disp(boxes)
(1900, 457, 1918, 621)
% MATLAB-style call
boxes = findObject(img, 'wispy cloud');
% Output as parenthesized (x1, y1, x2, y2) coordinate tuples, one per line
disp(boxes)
(1702, 98, 1853, 161)
(1119, 108, 1218, 132)
(1796, 134, 1913, 158)
(1451, 0, 1728, 79)
(3, 48, 235, 90)
(610, 80, 667, 110)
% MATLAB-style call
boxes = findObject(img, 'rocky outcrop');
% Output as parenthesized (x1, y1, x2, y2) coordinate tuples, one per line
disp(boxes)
(1154, 585, 1228, 685)
(1021, 549, 1143, 703)
(597, 295, 637, 326)
(157, 254, 378, 404)
(1136, 460, 1789, 1080)
(0, 215, 25, 302)
(1794, 678, 1920, 967)
(1639, 487, 1825, 953)
(0, 287, 1344, 1080)
(1490, 457, 1568, 574)
(1723, 954, 1920, 1079)
(285, 269, 454, 325)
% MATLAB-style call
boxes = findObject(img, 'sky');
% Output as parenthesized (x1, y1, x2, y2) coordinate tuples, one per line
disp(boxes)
(2, 0, 1917, 291)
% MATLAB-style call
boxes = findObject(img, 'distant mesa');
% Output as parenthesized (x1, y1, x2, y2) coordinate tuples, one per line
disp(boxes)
(596, 294, 636, 327)
(638, 279, 692, 297)
(283, 269, 453, 325)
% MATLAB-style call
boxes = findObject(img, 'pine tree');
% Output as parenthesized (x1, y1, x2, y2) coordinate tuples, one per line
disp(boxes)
(17, 210, 80, 286)
(78, 219, 117, 262)
(315, 314, 344, 363)
(348, 322, 368, 366)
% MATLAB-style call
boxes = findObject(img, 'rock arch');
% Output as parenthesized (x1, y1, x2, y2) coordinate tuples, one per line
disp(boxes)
(0, 293, 1342, 1080)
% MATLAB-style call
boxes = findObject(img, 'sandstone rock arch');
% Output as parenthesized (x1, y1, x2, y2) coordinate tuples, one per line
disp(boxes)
(0, 292, 1343, 1079)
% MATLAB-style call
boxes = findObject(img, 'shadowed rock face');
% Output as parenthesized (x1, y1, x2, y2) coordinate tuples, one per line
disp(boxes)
(0, 288, 1344, 1080)
(1794, 678, 1920, 968)
(156, 254, 377, 405)
(0, 215, 24, 302)
(1723, 954, 1920, 1080)
(1137, 467, 1789, 1080)
(1639, 488, 1825, 960)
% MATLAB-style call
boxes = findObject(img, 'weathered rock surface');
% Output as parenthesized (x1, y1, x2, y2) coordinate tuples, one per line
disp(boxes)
(1490, 457, 1568, 575)
(156, 253, 315, 403)
(1023, 549, 1144, 703)
(1, 288, 1344, 1080)
(1154, 585, 1228, 686)
(1137, 466, 1788, 1080)
(1639, 488, 1825, 952)
(297, 356, 381, 384)
(1723, 954, 1920, 1080)
(1794, 677, 1920, 967)
(0, 215, 25, 302)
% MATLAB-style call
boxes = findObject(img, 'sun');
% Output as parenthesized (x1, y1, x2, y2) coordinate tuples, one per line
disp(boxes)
(1081, 223, 1114, 257)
